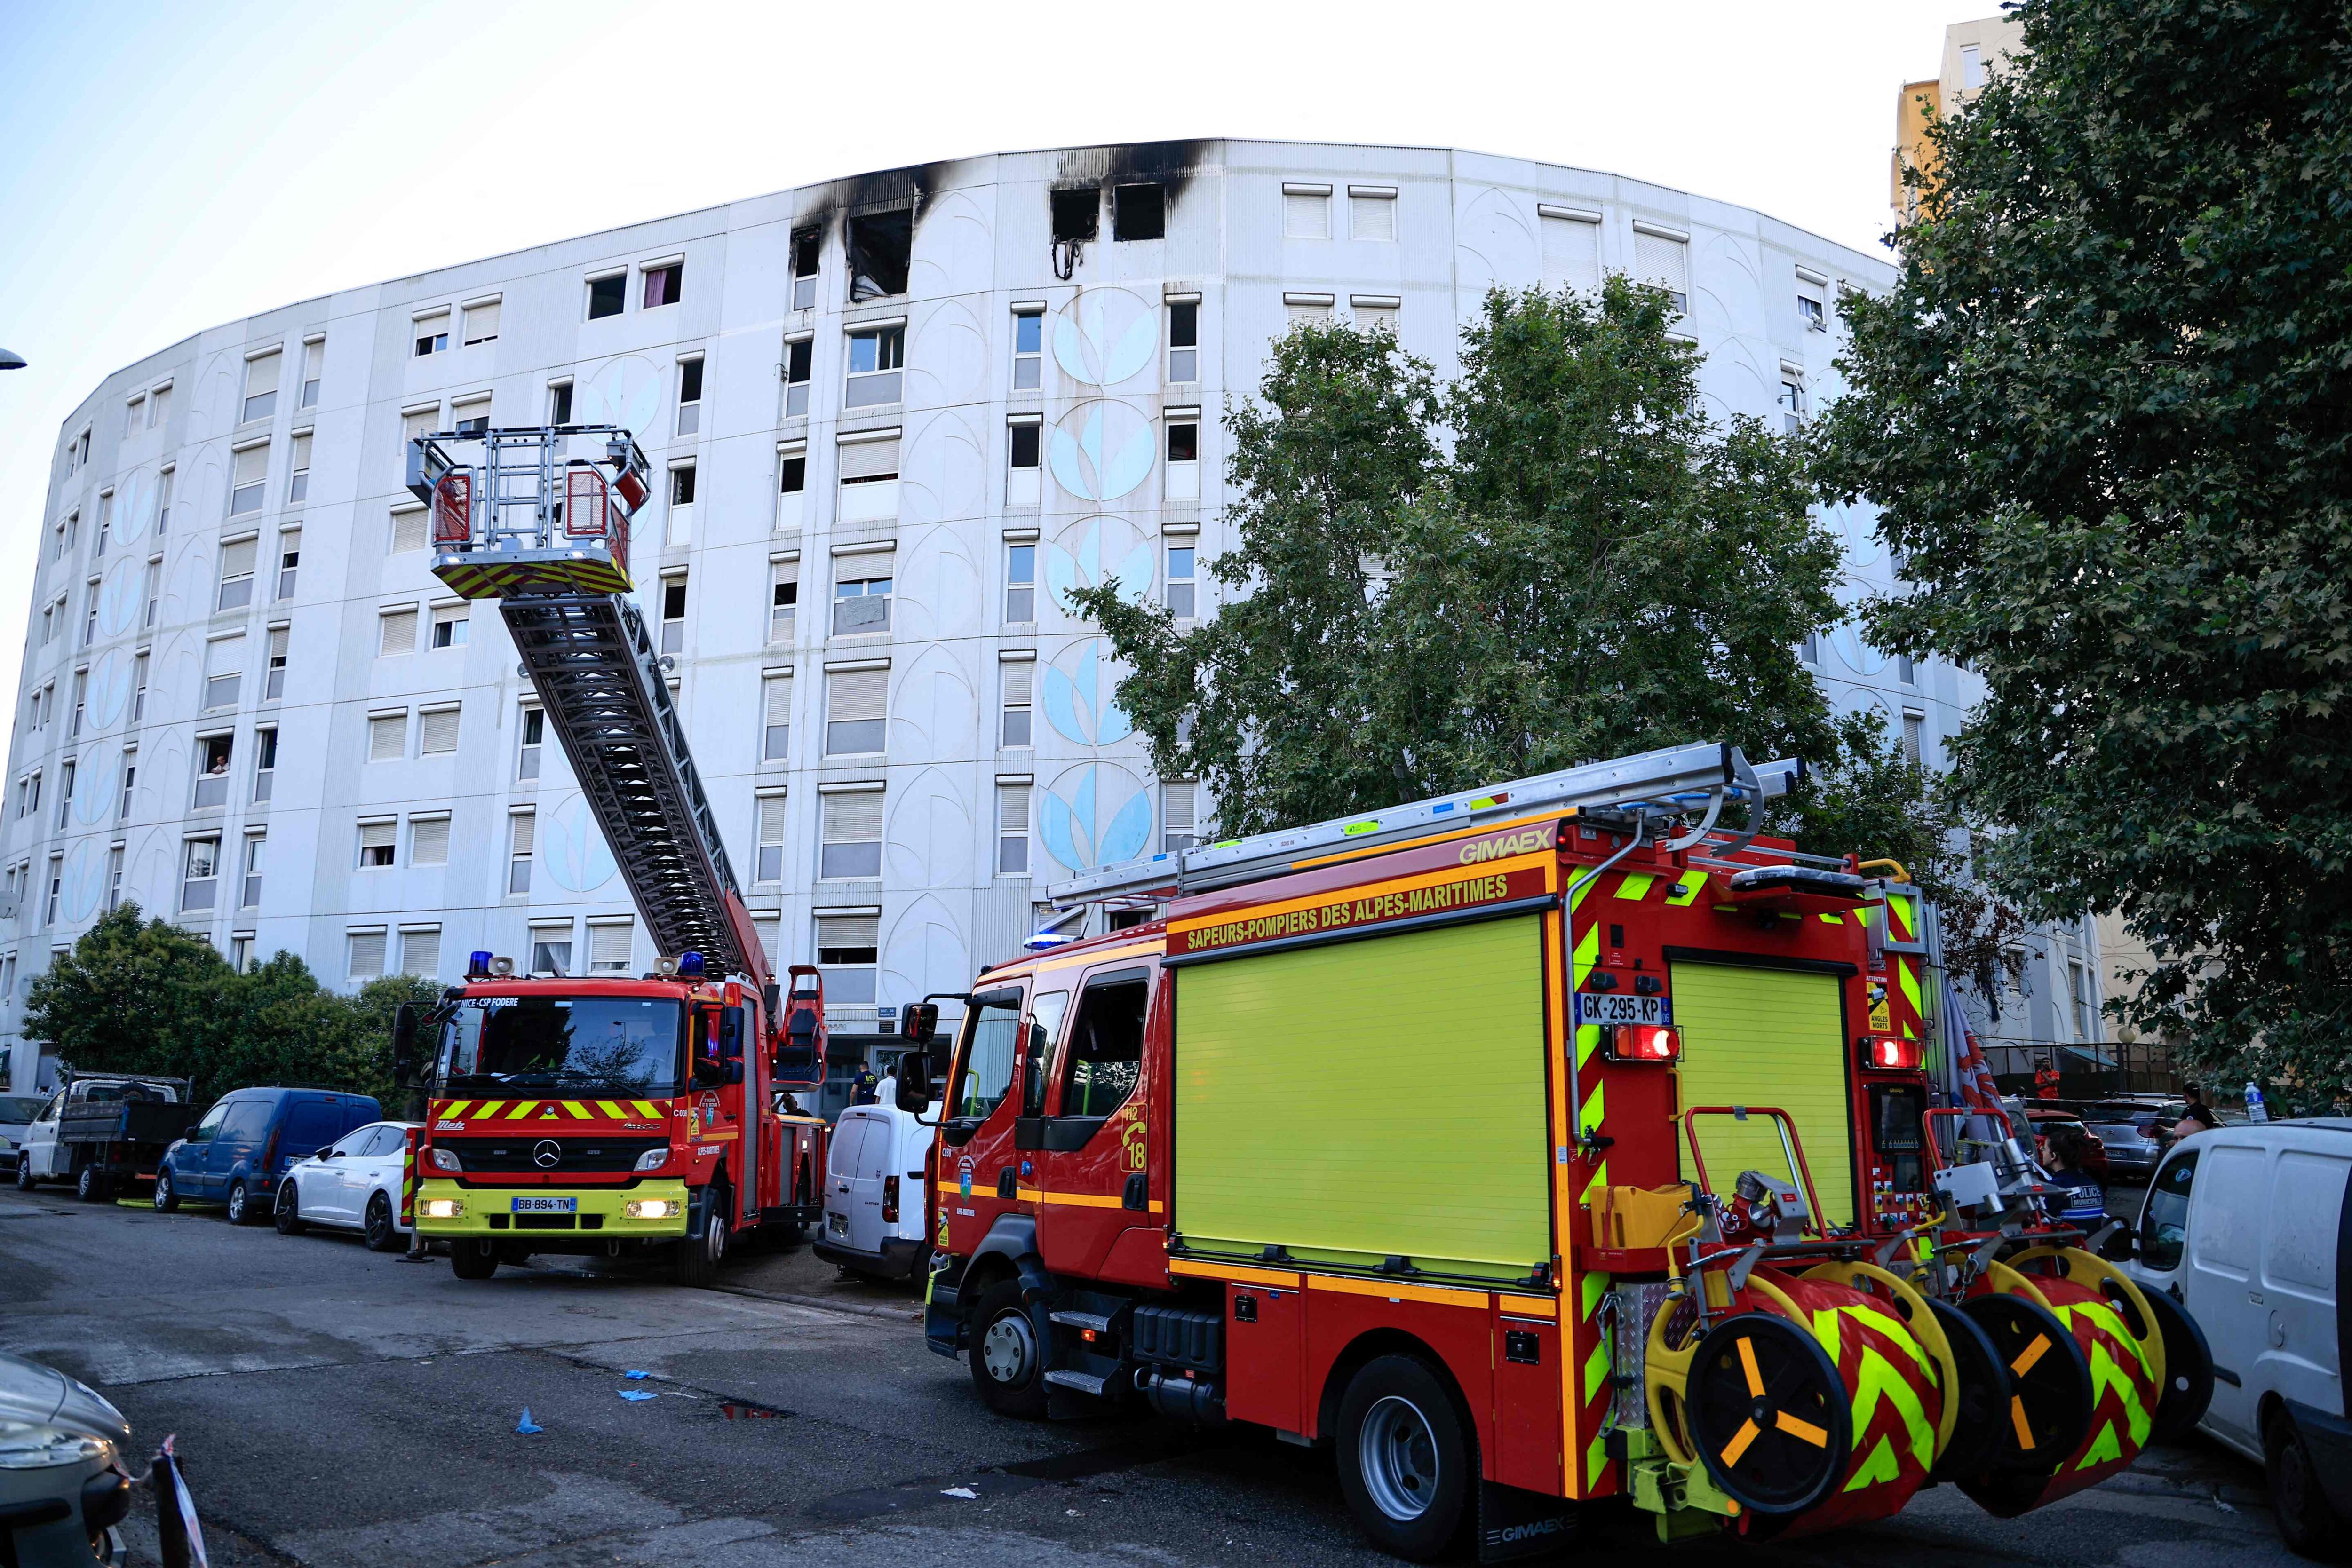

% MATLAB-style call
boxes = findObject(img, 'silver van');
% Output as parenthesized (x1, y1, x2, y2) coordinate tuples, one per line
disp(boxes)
(2128, 1119, 2351, 1558)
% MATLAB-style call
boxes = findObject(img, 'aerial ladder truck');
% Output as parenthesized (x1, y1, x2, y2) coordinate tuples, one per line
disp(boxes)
(395, 424, 828, 1284)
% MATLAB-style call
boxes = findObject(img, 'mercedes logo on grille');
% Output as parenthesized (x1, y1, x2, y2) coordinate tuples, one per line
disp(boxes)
(532, 1139, 562, 1171)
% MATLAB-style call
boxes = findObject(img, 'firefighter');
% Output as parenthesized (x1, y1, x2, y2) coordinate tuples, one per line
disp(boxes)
(2034, 1057, 2062, 1101)
(851, 1064, 879, 1105)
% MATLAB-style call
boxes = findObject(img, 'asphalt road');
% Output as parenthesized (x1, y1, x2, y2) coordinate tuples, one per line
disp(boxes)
(0, 1180, 2301, 1568)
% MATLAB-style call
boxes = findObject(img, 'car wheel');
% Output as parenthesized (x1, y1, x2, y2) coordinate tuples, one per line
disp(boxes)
(968, 1278, 1049, 1419)
(673, 1186, 729, 1287)
(274, 1184, 306, 1235)
(1335, 1354, 1475, 1562)
(364, 1192, 397, 1252)
(152, 1169, 178, 1212)
(2266, 1407, 2352, 1560)
(226, 1178, 257, 1225)
(76, 1163, 101, 1202)
(450, 1240, 500, 1280)
(14, 1160, 33, 1192)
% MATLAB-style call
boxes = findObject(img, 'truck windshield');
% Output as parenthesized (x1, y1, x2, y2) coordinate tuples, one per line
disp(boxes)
(440, 997, 684, 1097)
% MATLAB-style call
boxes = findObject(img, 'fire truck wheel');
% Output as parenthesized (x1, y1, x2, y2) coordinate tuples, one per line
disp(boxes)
(274, 1185, 306, 1235)
(1335, 1355, 1472, 1561)
(364, 1193, 398, 1252)
(969, 1278, 1049, 1419)
(151, 1169, 177, 1212)
(674, 1185, 730, 1286)
(2266, 1406, 2352, 1560)
(450, 1240, 500, 1280)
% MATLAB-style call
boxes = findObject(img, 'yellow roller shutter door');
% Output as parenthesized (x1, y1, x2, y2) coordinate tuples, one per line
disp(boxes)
(1670, 963, 1855, 1227)
(1174, 916, 1551, 1283)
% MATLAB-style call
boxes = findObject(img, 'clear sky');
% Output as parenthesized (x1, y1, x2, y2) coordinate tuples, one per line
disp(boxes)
(0, 0, 1975, 717)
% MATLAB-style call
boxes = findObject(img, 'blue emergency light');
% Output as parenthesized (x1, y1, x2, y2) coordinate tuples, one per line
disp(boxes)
(677, 951, 707, 977)
(468, 949, 493, 978)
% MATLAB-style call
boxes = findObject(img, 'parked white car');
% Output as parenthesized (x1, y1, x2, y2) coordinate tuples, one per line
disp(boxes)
(272, 1120, 418, 1251)
(0, 1093, 46, 1175)
(815, 1098, 930, 1281)
(2127, 1118, 2351, 1559)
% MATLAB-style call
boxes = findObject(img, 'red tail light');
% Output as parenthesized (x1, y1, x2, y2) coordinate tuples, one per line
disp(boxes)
(1863, 1035, 1923, 1070)
(1605, 1024, 1681, 1062)
(882, 1175, 900, 1224)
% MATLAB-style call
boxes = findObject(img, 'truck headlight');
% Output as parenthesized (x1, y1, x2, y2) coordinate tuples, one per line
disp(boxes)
(428, 1147, 461, 1172)
(623, 1198, 681, 1220)
(421, 1198, 464, 1220)
(633, 1148, 667, 1172)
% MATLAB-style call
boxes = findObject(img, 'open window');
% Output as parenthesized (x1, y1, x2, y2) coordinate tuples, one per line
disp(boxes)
(1050, 187, 1100, 244)
(1051, 968, 1148, 1138)
(846, 209, 912, 302)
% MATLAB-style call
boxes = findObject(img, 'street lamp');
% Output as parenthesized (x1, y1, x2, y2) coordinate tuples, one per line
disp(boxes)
(0, 349, 24, 371)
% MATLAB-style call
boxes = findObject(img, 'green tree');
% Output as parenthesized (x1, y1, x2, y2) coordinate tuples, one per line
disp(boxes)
(1817, 0, 2352, 1101)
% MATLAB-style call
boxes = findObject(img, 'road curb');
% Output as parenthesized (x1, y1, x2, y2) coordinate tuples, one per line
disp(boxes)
(705, 1282, 924, 1324)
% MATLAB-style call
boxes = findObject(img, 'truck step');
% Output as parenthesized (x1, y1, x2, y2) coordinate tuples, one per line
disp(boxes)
(1043, 1370, 1108, 1396)
(1049, 1311, 1114, 1334)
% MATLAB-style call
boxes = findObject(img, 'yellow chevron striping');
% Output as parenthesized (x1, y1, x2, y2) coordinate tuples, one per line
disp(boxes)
(1614, 872, 1654, 901)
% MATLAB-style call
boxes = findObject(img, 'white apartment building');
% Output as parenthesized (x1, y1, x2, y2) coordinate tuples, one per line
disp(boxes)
(2, 138, 2098, 1103)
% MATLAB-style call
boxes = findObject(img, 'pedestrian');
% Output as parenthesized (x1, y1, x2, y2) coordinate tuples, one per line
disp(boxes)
(2040, 1124, 2105, 1225)
(851, 1065, 878, 1105)
(2170, 1101, 2217, 1142)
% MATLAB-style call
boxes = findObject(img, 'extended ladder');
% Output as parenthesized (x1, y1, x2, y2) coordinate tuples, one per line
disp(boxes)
(1045, 741, 1804, 908)
(410, 426, 763, 980)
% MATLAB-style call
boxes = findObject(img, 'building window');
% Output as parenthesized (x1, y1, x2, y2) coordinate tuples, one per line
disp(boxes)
(755, 792, 787, 882)
(150, 388, 171, 430)
(824, 667, 888, 756)
(283, 433, 311, 506)
(1897, 654, 1916, 686)
(241, 727, 274, 807)
(667, 463, 696, 546)
(846, 210, 912, 301)
(126, 394, 144, 433)
(1960, 41, 1985, 91)
(105, 845, 124, 912)
(133, 649, 151, 719)
(1001, 658, 1033, 747)
(299, 338, 323, 409)
(1282, 183, 1332, 239)
(242, 352, 280, 422)
(776, 443, 807, 530)
(367, 712, 406, 762)
(1050, 186, 1099, 245)
(68, 670, 85, 738)
(1163, 781, 1198, 852)
(507, 810, 535, 895)
(1112, 183, 1165, 241)
(1165, 418, 1200, 501)
(1012, 308, 1043, 390)
(587, 271, 626, 320)
(390, 506, 428, 555)
(118, 753, 135, 821)
(453, 401, 490, 437)
(180, 839, 218, 913)
(660, 577, 688, 654)
(814, 912, 879, 1004)
(410, 813, 449, 867)
(203, 636, 244, 711)
(762, 671, 792, 761)
(419, 705, 461, 755)
(1799, 293, 1826, 333)
(1166, 300, 1198, 383)
(517, 707, 544, 780)
(413, 312, 449, 357)
(1778, 374, 1805, 433)
(1633, 223, 1690, 315)
(790, 227, 822, 311)
(402, 927, 442, 978)
(675, 356, 704, 437)
(1351, 295, 1399, 334)
(997, 784, 1030, 874)
(1902, 711, 1925, 765)
(1350, 184, 1398, 241)
(275, 528, 301, 600)
(1165, 545, 1197, 619)
(584, 920, 631, 975)
(431, 604, 468, 649)
(818, 789, 883, 878)
(783, 337, 812, 418)
(1008, 419, 1041, 506)
(548, 380, 574, 424)
(263, 626, 287, 700)
(16, 773, 37, 822)
(642, 261, 683, 310)
(216, 537, 257, 610)
(230, 443, 269, 517)
(2068, 959, 2090, 1039)
(461, 298, 500, 346)
(1284, 293, 1334, 325)
(53, 759, 73, 831)
(240, 833, 265, 909)
(142, 560, 160, 628)
(769, 563, 799, 643)
(844, 325, 904, 407)
(358, 819, 397, 869)
(81, 581, 98, 646)
(529, 924, 572, 977)
(836, 434, 900, 523)
(1005, 543, 1035, 623)
(831, 558, 893, 636)
(95, 491, 112, 556)
(379, 606, 418, 657)
(347, 930, 386, 981)
(1801, 631, 1820, 665)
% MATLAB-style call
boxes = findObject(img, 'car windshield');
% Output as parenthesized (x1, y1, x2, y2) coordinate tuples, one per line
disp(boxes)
(0, 1096, 46, 1122)
(440, 996, 684, 1096)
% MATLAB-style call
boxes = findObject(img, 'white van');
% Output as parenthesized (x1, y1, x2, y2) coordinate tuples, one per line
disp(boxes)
(815, 1098, 930, 1281)
(2129, 1118, 2351, 1558)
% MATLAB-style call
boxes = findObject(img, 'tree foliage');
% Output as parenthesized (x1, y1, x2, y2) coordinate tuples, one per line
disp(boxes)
(23, 904, 431, 1108)
(1074, 282, 1952, 903)
(1817, 0, 2352, 1101)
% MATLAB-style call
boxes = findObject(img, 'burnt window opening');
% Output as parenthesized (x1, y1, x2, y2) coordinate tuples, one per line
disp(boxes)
(846, 210, 912, 302)
(1113, 184, 1166, 241)
(1051, 187, 1101, 244)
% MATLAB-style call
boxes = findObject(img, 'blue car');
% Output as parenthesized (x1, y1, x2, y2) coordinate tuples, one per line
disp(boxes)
(153, 1088, 382, 1225)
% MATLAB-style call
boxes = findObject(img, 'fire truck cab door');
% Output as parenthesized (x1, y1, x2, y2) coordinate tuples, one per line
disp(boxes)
(938, 985, 1030, 1256)
(699, 1004, 755, 1227)
(1034, 966, 1153, 1277)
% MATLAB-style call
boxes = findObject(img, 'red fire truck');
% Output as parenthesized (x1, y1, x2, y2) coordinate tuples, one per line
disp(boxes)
(900, 743, 2212, 1559)
(396, 426, 827, 1283)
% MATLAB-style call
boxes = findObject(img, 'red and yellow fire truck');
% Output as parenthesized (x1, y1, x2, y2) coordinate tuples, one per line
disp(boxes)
(900, 742, 2212, 1560)
(398, 425, 827, 1282)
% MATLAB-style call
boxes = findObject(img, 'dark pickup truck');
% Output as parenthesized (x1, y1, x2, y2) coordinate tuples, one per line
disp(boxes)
(29, 1075, 193, 1201)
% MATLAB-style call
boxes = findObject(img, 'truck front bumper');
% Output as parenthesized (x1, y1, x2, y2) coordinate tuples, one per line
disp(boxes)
(413, 1178, 691, 1241)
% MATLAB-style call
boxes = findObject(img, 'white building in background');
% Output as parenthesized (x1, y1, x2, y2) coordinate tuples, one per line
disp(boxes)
(2, 138, 2097, 1104)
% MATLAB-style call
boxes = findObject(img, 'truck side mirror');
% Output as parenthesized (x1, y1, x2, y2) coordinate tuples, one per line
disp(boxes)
(901, 1002, 939, 1046)
(391, 1003, 420, 1086)
(895, 1053, 932, 1113)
